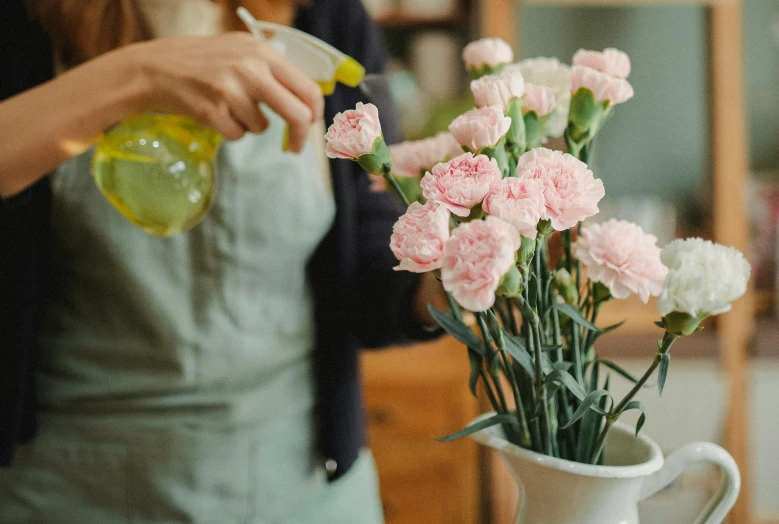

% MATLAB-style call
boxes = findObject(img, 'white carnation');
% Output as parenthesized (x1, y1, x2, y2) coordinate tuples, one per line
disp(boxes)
(507, 57, 572, 138)
(657, 238, 751, 318)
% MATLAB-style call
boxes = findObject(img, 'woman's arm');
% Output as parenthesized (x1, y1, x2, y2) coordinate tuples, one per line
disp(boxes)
(0, 33, 324, 198)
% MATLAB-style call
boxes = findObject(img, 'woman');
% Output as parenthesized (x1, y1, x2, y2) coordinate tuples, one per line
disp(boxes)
(0, 0, 445, 522)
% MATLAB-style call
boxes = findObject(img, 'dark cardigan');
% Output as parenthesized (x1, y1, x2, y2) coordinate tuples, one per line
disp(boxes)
(0, 0, 435, 480)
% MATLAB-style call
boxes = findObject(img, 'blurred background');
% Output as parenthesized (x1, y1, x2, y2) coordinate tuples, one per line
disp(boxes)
(357, 1, 779, 523)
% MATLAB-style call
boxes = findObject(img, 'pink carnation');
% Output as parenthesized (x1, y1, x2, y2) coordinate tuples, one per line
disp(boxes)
(573, 48, 631, 79)
(522, 83, 557, 117)
(324, 102, 382, 159)
(442, 216, 521, 311)
(573, 219, 668, 303)
(470, 69, 524, 109)
(421, 152, 502, 217)
(462, 37, 514, 71)
(389, 132, 463, 178)
(571, 66, 634, 107)
(390, 201, 451, 273)
(449, 105, 512, 152)
(516, 148, 605, 230)
(483, 177, 546, 239)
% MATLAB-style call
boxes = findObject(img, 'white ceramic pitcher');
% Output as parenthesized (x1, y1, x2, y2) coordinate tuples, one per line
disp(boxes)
(470, 414, 740, 524)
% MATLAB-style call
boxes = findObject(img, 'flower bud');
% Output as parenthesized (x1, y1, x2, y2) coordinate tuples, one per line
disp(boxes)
(537, 219, 554, 236)
(356, 138, 392, 176)
(662, 311, 707, 337)
(496, 265, 522, 298)
(518, 236, 536, 263)
(555, 268, 579, 306)
(505, 98, 526, 157)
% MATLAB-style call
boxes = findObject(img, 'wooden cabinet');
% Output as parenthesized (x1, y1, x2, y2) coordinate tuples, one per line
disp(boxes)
(362, 335, 481, 524)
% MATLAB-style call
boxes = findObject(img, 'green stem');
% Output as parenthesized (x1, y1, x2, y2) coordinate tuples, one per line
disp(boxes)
(382, 166, 410, 207)
(499, 346, 532, 447)
(479, 368, 503, 414)
(589, 331, 679, 463)
(476, 314, 510, 415)
(515, 295, 552, 455)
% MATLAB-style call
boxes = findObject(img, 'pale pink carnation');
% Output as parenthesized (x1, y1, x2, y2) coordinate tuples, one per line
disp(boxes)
(324, 102, 382, 159)
(573, 48, 631, 79)
(389, 132, 463, 178)
(573, 219, 668, 303)
(571, 66, 634, 107)
(449, 106, 511, 152)
(462, 37, 514, 71)
(441, 216, 521, 312)
(522, 83, 557, 117)
(390, 201, 451, 273)
(470, 69, 524, 109)
(483, 177, 546, 239)
(516, 148, 605, 230)
(421, 152, 502, 217)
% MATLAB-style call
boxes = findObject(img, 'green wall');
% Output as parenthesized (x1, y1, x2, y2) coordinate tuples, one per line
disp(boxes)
(519, 2, 779, 202)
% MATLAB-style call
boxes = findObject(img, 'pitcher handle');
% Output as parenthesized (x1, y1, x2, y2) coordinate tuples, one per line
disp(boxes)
(639, 442, 741, 524)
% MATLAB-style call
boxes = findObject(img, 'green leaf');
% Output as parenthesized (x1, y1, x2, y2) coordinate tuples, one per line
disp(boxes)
(542, 344, 563, 352)
(544, 369, 588, 402)
(504, 333, 535, 379)
(658, 353, 671, 396)
(594, 320, 626, 339)
(553, 303, 601, 332)
(427, 305, 485, 356)
(435, 413, 518, 442)
(467, 350, 481, 397)
(595, 359, 642, 384)
(654, 320, 665, 329)
(562, 389, 611, 429)
(528, 274, 539, 310)
(622, 400, 647, 436)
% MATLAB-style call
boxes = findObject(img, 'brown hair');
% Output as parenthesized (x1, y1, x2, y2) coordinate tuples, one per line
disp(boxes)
(26, 0, 153, 69)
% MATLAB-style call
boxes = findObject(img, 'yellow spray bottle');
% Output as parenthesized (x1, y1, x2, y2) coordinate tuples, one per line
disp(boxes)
(92, 8, 365, 237)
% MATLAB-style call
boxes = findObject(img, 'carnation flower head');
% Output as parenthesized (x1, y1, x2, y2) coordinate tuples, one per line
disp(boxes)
(324, 102, 383, 159)
(470, 69, 525, 109)
(522, 83, 557, 117)
(657, 238, 751, 317)
(389, 132, 463, 178)
(390, 201, 451, 273)
(516, 148, 605, 230)
(421, 152, 502, 217)
(462, 38, 514, 71)
(573, 219, 668, 303)
(441, 216, 521, 312)
(571, 66, 634, 107)
(573, 48, 631, 79)
(508, 57, 571, 137)
(483, 177, 546, 239)
(449, 105, 512, 152)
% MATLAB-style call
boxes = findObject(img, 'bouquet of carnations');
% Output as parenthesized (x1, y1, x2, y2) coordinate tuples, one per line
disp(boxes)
(324, 38, 750, 464)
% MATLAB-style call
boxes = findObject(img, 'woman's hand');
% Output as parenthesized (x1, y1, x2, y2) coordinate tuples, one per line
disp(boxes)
(128, 32, 324, 152)
(0, 32, 325, 197)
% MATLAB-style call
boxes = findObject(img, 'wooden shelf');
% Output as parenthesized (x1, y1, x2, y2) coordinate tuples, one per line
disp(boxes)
(376, 11, 466, 28)
(596, 326, 720, 360)
(752, 317, 779, 358)
(523, 0, 734, 6)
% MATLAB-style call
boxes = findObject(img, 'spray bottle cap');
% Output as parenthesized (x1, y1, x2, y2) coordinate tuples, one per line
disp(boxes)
(237, 7, 365, 94)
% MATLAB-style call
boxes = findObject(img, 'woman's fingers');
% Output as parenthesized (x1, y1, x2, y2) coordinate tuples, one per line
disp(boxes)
(268, 57, 325, 124)
(220, 77, 269, 134)
(249, 76, 314, 152)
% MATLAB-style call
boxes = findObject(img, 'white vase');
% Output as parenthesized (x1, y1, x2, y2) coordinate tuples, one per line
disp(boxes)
(469, 413, 740, 524)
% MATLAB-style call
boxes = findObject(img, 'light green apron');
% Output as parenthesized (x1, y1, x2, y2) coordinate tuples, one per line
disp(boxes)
(0, 113, 384, 524)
